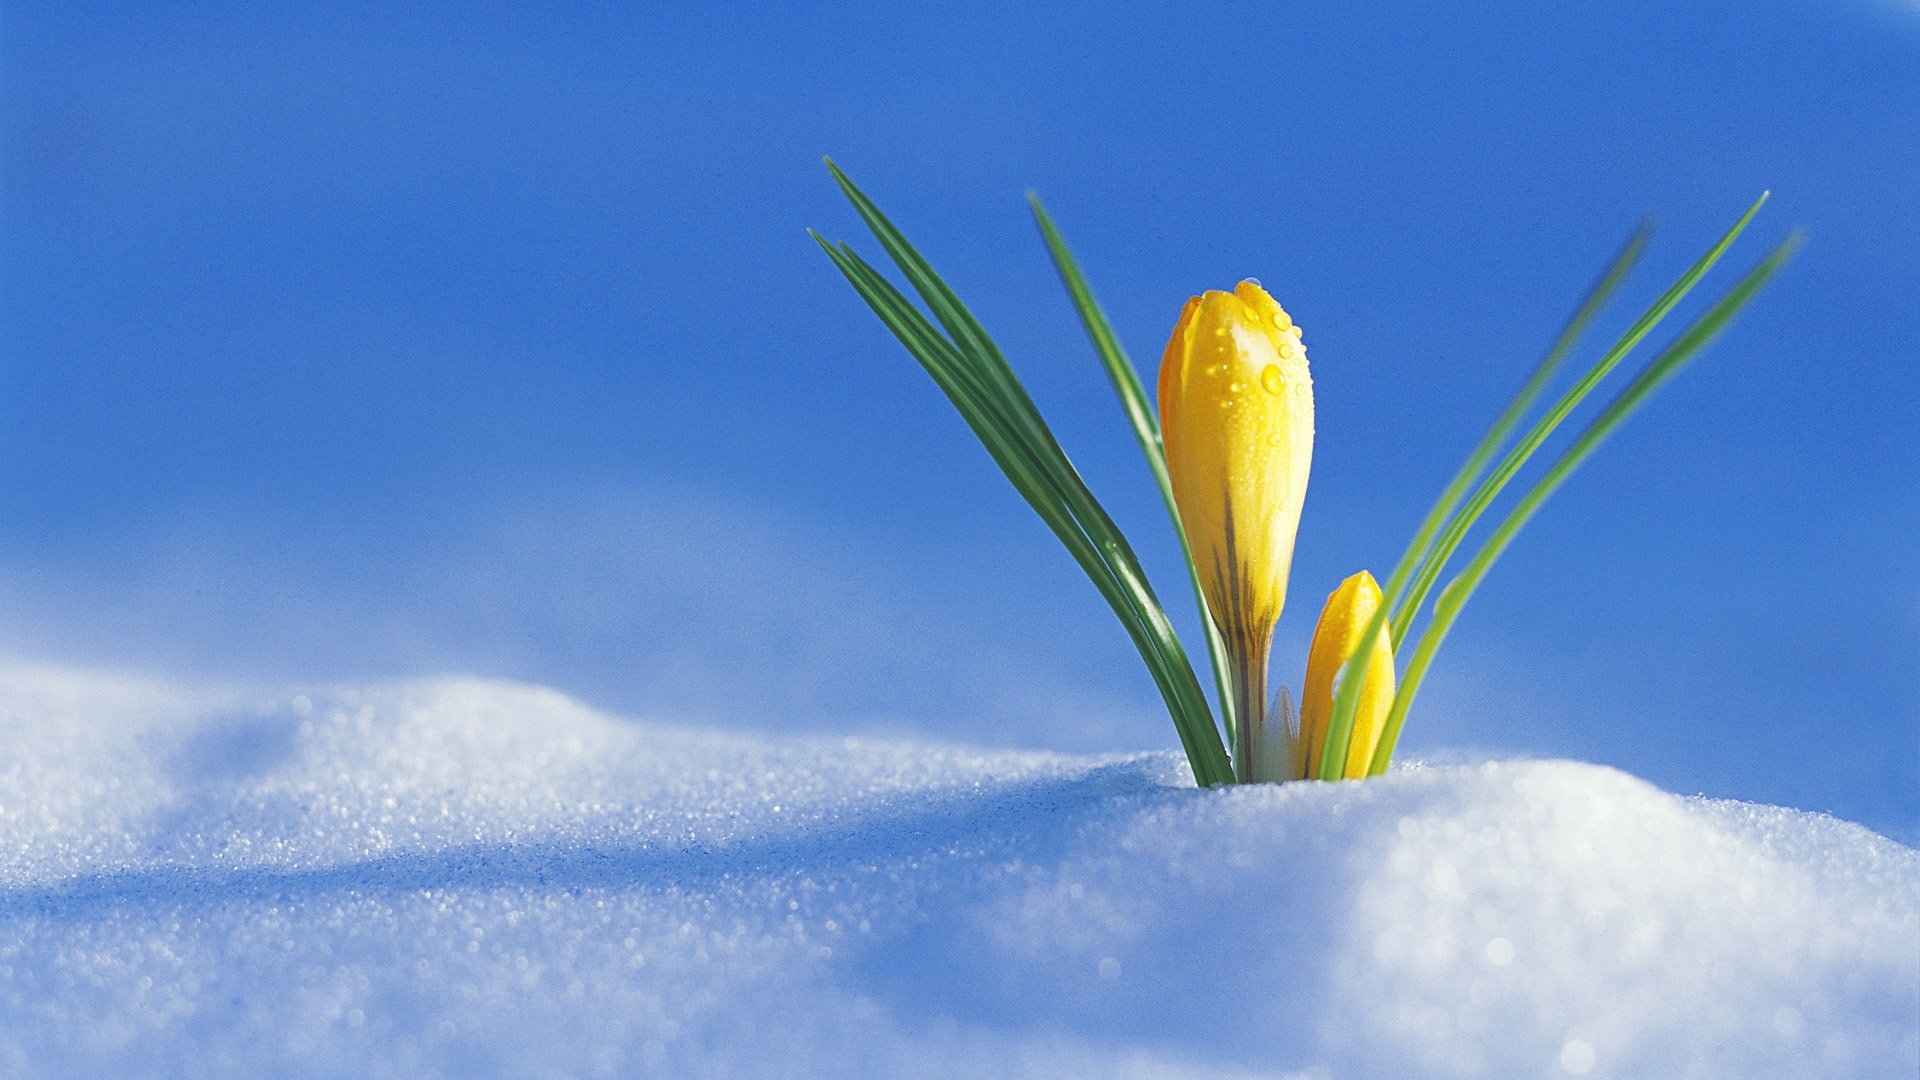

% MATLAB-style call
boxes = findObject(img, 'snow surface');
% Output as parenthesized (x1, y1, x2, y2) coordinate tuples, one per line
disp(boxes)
(0, 661, 1912, 1079)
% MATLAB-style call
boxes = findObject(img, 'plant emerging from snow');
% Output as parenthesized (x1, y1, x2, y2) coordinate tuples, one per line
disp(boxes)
(813, 161, 1797, 788)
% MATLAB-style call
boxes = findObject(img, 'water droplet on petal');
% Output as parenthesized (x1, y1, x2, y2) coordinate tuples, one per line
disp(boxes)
(1242, 277, 1263, 288)
(1228, 382, 1243, 394)
(1261, 365, 1286, 395)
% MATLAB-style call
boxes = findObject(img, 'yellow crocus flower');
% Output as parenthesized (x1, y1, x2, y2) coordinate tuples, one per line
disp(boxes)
(1299, 570, 1397, 779)
(1158, 280, 1314, 782)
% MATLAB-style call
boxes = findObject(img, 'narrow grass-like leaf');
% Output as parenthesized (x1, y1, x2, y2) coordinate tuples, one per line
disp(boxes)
(1318, 194, 1770, 781)
(827, 162, 1066, 471)
(1370, 233, 1803, 774)
(1311, 228, 1646, 784)
(814, 165, 1233, 786)
(823, 165, 1230, 784)
(815, 233, 1229, 784)
(1027, 197, 1162, 471)
(1028, 194, 1240, 744)
(1317, 228, 1647, 784)
(1385, 195, 1768, 673)
(1377, 225, 1651, 639)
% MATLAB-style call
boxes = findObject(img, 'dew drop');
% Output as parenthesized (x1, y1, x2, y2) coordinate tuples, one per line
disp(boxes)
(1242, 277, 1263, 288)
(1205, 363, 1226, 377)
(1218, 398, 1234, 409)
(1228, 381, 1244, 394)
(1260, 365, 1286, 395)
(1278, 342, 1295, 359)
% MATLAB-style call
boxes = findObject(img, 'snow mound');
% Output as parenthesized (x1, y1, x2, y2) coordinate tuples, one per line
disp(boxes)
(0, 662, 1912, 1078)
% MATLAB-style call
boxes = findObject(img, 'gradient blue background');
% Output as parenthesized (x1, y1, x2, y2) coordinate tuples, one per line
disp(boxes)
(3, 0, 1915, 839)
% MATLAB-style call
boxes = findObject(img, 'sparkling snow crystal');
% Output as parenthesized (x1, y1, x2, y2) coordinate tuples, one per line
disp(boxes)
(0, 661, 1912, 1078)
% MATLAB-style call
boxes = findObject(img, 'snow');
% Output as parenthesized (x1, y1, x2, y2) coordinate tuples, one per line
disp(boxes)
(0, 661, 1912, 1078)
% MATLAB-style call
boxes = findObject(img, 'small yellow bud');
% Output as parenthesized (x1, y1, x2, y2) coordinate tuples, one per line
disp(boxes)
(1159, 280, 1314, 781)
(1300, 570, 1397, 780)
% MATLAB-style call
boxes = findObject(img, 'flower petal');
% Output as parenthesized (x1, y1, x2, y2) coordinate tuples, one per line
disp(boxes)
(1300, 570, 1397, 780)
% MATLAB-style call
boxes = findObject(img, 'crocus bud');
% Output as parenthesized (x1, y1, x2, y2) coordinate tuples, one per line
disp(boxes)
(1300, 570, 1397, 779)
(1158, 280, 1314, 781)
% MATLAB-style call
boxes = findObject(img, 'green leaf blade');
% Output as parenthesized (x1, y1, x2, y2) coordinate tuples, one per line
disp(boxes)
(1384, 194, 1769, 672)
(1028, 194, 1240, 746)
(1369, 230, 1803, 775)
(1379, 224, 1651, 639)
(814, 167, 1233, 786)
(1325, 195, 1774, 782)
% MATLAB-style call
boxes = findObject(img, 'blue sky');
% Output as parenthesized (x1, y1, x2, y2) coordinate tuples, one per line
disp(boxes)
(2, 0, 1915, 838)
